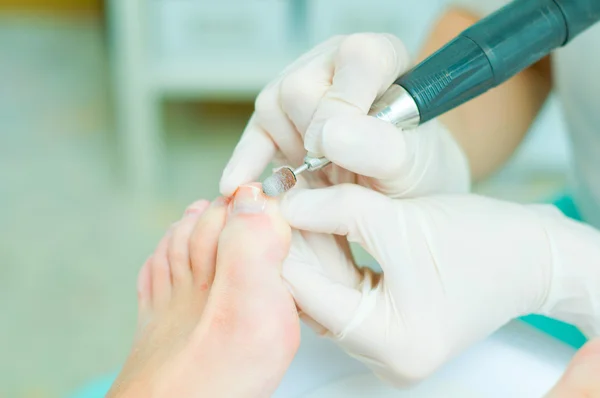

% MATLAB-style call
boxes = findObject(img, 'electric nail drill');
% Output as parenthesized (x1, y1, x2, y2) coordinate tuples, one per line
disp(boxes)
(262, 0, 600, 197)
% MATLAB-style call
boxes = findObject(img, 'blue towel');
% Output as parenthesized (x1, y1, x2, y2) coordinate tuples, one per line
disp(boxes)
(69, 372, 116, 398)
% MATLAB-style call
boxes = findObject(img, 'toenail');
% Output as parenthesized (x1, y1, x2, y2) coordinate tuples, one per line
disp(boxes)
(184, 200, 210, 216)
(210, 196, 231, 208)
(231, 184, 267, 214)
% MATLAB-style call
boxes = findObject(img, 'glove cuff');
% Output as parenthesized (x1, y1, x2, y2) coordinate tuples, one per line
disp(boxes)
(533, 205, 600, 337)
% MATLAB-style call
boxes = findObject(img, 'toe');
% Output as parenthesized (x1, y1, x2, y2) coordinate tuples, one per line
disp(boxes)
(189, 197, 229, 297)
(545, 338, 600, 398)
(150, 229, 173, 309)
(221, 184, 292, 272)
(196, 184, 298, 397)
(206, 184, 298, 363)
(136, 257, 153, 329)
(168, 200, 211, 288)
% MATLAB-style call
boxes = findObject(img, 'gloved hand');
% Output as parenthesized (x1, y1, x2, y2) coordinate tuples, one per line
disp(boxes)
(280, 185, 600, 385)
(220, 33, 470, 199)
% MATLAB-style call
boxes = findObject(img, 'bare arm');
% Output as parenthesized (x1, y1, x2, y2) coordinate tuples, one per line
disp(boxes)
(419, 8, 553, 181)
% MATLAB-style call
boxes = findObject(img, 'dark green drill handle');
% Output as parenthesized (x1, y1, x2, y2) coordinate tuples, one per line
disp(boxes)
(397, 0, 600, 124)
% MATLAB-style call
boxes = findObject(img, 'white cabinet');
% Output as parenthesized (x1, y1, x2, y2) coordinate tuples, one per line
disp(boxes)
(149, 1, 297, 97)
(152, 1, 292, 60)
(108, 0, 447, 189)
(307, 0, 447, 55)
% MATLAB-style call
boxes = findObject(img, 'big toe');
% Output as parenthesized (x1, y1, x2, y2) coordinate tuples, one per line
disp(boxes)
(545, 338, 600, 398)
(208, 183, 298, 354)
(187, 185, 299, 398)
(224, 183, 292, 267)
(217, 184, 292, 290)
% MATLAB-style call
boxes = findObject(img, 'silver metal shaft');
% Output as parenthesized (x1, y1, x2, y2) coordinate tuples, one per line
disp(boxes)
(292, 163, 309, 177)
(298, 84, 421, 174)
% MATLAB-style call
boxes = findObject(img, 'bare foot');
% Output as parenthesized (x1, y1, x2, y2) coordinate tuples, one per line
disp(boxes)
(109, 185, 300, 398)
(545, 338, 600, 398)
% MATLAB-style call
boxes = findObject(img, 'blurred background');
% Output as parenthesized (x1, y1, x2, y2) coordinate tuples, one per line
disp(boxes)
(0, 0, 572, 397)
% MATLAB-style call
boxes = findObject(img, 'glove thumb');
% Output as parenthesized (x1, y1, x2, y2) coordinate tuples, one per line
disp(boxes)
(282, 257, 364, 338)
(320, 117, 471, 197)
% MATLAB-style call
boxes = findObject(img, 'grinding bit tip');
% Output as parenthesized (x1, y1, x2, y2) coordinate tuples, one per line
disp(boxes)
(262, 167, 297, 197)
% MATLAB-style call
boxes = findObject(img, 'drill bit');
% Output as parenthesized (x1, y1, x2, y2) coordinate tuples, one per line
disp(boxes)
(262, 164, 308, 197)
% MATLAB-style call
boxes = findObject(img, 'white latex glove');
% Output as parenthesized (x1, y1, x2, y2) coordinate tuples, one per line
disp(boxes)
(219, 33, 470, 198)
(280, 185, 600, 386)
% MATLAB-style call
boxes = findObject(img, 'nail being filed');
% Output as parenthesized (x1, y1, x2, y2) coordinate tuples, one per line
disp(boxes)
(232, 184, 267, 213)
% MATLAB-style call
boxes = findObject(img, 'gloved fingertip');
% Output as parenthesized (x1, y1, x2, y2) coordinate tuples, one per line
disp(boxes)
(299, 312, 330, 337)
(219, 162, 254, 197)
(320, 117, 346, 155)
(280, 188, 303, 220)
(218, 175, 236, 197)
(303, 127, 322, 155)
(219, 161, 234, 190)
